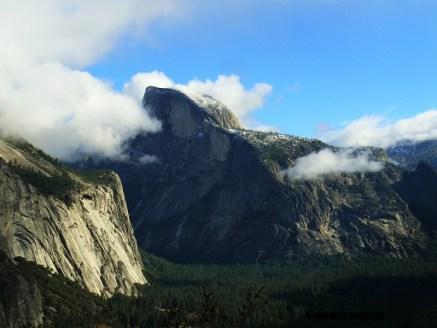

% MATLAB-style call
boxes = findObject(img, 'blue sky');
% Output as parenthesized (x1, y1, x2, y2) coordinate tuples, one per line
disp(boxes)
(2, 1, 437, 160)
(89, 1, 437, 138)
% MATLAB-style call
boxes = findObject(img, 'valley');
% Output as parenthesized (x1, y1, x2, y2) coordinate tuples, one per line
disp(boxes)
(2, 87, 437, 327)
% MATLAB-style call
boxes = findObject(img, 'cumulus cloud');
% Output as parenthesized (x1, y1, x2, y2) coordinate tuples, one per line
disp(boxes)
(123, 71, 175, 100)
(0, 0, 181, 68)
(0, 61, 161, 160)
(281, 149, 384, 181)
(320, 110, 437, 148)
(0, 1, 182, 160)
(178, 75, 272, 121)
(0, 1, 273, 160)
(124, 71, 272, 125)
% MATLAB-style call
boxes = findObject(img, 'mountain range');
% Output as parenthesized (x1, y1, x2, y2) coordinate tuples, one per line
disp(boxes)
(79, 86, 437, 263)
(388, 139, 437, 170)
(2, 86, 437, 326)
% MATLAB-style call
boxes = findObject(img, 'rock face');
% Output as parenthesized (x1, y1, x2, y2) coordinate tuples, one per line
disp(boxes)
(393, 162, 437, 238)
(192, 94, 243, 130)
(0, 138, 146, 297)
(84, 87, 434, 263)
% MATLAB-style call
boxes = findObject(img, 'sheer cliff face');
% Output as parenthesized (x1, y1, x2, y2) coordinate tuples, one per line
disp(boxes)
(0, 139, 146, 297)
(86, 87, 431, 263)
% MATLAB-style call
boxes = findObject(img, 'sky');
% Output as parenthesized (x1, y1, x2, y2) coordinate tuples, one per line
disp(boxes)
(89, 0, 437, 136)
(1, 0, 437, 160)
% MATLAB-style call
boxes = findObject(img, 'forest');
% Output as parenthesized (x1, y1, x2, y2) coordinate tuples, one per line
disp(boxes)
(5, 250, 436, 327)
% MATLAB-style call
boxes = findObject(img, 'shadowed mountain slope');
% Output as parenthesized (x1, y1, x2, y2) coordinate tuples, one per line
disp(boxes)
(82, 87, 435, 263)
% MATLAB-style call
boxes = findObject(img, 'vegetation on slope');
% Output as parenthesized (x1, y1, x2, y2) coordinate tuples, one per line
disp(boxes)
(0, 252, 104, 328)
(3, 250, 436, 327)
(9, 164, 76, 201)
(1, 139, 115, 205)
(7, 138, 62, 167)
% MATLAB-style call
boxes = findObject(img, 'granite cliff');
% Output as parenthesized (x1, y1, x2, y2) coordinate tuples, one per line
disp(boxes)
(0, 137, 146, 298)
(83, 87, 435, 263)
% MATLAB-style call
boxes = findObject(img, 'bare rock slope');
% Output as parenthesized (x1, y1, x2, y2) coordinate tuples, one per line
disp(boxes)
(0, 138, 146, 297)
(84, 87, 435, 263)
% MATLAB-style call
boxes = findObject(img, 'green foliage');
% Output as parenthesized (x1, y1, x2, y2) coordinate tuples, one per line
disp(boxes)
(101, 252, 437, 328)
(7, 138, 61, 167)
(4, 138, 114, 189)
(2, 251, 437, 327)
(73, 168, 115, 186)
(13, 257, 105, 328)
(261, 144, 290, 165)
(10, 165, 76, 201)
(0, 252, 104, 328)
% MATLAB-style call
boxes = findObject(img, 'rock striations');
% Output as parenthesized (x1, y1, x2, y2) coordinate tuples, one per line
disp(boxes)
(84, 87, 435, 263)
(0, 138, 146, 297)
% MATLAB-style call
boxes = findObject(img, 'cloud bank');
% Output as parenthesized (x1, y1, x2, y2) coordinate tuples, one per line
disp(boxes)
(0, 0, 183, 161)
(321, 110, 437, 148)
(124, 71, 272, 125)
(281, 149, 384, 181)
(0, 0, 181, 68)
(0, 2, 273, 160)
(0, 61, 162, 160)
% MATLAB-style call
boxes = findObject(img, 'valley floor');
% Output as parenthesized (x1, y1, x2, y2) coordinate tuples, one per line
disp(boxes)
(3, 250, 437, 327)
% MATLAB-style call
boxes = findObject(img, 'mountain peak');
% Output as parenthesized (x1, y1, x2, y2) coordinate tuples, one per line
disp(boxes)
(193, 94, 242, 130)
(142, 86, 242, 136)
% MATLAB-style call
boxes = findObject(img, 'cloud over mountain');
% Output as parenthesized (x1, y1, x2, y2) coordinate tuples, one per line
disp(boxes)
(0, 1, 273, 160)
(124, 71, 272, 125)
(0, 0, 183, 160)
(281, 148, 384, 180)
(0, 61, 162, 160)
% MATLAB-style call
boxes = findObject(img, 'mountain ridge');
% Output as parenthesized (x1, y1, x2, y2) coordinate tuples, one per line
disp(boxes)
(80, 87, 434, 263)
(387, 139, 437, 170)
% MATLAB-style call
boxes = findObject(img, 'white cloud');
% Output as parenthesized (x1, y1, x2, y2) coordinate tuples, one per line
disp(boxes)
(124, 71, 272, 125)
(0, 61, 161, 161)
(0, 0, 181, 68)
(178, 75, 272, 121)
(123, 71, 175, 101)
(321, 110, 437, 148)
(252, 125, 278, 132)
(0, 1, 274, 161)
(0, 1, 182, 160)
(281, 148, 384, 181)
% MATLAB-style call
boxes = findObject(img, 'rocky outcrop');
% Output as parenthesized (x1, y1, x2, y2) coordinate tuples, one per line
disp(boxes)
(0, 138, 146, 297)
(193, 94, 242, 130)
(83, 87, 432, 263)
(143, 87, 242, 136)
